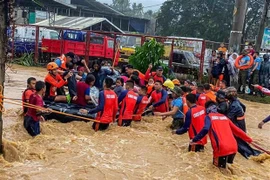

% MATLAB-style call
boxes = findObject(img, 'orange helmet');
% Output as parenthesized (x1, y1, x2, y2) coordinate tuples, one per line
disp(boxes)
(172, 79, 180, 86)
(47, 62, 58, 71)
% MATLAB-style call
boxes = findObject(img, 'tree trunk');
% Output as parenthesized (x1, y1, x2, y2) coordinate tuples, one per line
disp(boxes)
(0, 0, 8, 154)
(228, 0, 248, 54)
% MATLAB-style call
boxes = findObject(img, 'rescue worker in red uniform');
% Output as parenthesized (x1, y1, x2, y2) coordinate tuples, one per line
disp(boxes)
(44, 62, 73, 102)
(196, 85, 209, 107)
(172, 93, 207, 152)
(75, 74, 95, 106)
(149, 80, 169, 113)
(191, 101, 254, 168)
(80, 77, 118, 131)
(145, 64, 166, 83)
(118, 80, 138, 126)
(22, 77, 36, 114)
(133, 86, 149, 121)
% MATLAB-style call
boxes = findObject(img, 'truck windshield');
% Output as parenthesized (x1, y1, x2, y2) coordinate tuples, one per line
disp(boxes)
(50, 32, 59, 39)
(108, 40, 114, 48)
(184, 51, 199, 64)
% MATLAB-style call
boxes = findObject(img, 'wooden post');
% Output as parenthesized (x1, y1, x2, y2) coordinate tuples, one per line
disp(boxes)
(34, 26, 39, 63)
(0, 0, 8, 153)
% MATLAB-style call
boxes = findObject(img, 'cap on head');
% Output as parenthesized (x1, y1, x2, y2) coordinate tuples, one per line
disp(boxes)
(191, 81, 197, 87)
(156, 66, 163, 71)
(171, 86, 183, 96)
(216, 90, 226, 99)
(47, 62, 58, 71)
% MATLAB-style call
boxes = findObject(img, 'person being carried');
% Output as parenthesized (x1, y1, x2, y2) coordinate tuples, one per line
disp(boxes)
(75, 74, 95, 107)
(22, 77, 36, 114)
(80, 77, 118, 131)
(114, 77, 124, 97)
(172, 94, 207, 152)
(146, 76, 155, 96)
(148, 80, 169, 113)
(118, 80, 138, 126)
(145, 64, 166, 83)
(190, 101, 254, 169)
(154, 87, 185, 130)
(133, 86, 149, 122)
(24, 81, 51, 136)
(44, 62, 73, 102)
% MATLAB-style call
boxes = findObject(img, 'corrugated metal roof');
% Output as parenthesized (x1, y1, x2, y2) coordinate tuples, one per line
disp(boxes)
(34, 15, 124, 33)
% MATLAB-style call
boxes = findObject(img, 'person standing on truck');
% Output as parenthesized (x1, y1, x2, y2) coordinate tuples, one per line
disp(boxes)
(91, 60, 115, 90)
(22, 77, 36, 114)
(145, 64, 166, 83)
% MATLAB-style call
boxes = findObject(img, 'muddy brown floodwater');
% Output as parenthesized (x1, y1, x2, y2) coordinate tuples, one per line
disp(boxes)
(0, 64, 269, 180)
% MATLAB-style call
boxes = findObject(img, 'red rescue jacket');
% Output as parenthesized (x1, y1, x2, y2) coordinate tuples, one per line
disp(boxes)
(133, 95, 149, 121)
(189, 106, 207, 145)
(208, 113, 252, 157)
(196, 93, 208, 107)
(118, 90, 138, 125)
(96, 90, 118, 124)
(150, 90, 168, 113)
(22, 88, 35, 113)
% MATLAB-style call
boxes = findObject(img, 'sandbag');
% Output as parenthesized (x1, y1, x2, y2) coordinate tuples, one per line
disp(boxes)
(44, 101, 96, 123)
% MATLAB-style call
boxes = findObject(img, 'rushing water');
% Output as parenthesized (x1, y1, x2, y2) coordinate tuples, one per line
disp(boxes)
(0, 65, 269, 180)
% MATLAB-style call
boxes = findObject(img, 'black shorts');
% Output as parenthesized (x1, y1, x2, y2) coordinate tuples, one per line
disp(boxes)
(188, 144, 204, 152)
(92, 122, 109, 131)
(122, 119, 132, 127)
(171, 118, 184, 130)
(213, 153, 236, 168)
(44, 96, 56, 102)
(24, 115, 40, 136)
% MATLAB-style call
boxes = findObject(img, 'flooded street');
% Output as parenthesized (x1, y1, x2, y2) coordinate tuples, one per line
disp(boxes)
(0, 65, 269, 180)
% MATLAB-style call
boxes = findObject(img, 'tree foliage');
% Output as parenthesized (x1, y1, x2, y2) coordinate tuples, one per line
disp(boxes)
(111, 0, 157, 19)
(156, 0, 264, 42)
(129, 39, 166, 74)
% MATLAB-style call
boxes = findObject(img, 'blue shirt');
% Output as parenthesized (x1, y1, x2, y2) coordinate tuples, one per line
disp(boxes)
(254, 57, 262, 71)
(80, 73, 87, 82)
(171, 98, 184, 119)
(240, 56, 250, 66)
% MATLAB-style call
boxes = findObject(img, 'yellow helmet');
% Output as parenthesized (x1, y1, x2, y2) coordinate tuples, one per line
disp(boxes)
(163, 79, 175, 90)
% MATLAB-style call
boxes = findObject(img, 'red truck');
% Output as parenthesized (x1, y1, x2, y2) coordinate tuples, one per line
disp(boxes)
(41, 30, 119, 65)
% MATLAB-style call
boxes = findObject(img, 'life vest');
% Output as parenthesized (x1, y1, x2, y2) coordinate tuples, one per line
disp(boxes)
(208, 113, 238, 157)
(188, 106, 207, 145)
(44, 73, 66, 97)
(57, 54, 67, 70)
(133, 95, 149, 121)
(205, 91, 216, 102)
(235, 54, 254, 70)
(153, 73, 166, 83)
(196, 93, 208, 107)
(150, 90, 169, 113)
(118, 90, 138, 125)
(146, 84, 154, 96)
(22, 88, 35, 113)
(75, 82, 89, 106)
(96, 90, 118, 124)
(182, 96, 189, 115)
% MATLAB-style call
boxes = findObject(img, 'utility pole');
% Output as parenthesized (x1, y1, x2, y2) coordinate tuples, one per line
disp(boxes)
(0, 0, 9, 153)
(228, 0, 248, 54)
(255, 0, 270, 51)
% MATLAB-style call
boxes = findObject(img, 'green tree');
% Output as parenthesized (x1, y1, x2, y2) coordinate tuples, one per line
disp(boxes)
(111, 0, 131, 13)
(156, 0, 265, 42)
(129, 39, 166, 74)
